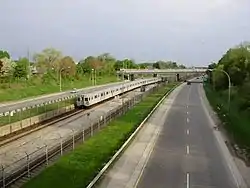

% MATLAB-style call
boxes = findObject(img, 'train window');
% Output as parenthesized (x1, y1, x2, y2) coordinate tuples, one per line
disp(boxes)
(85, 98, 88, 101)
(95, 95, 97, 98)
(101, 93, 103, 96)
(106, 92, 108, 94)
(77, 97, 81, 101)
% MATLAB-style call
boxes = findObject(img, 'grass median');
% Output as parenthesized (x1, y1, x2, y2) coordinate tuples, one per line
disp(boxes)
(22, 82, 179, 188)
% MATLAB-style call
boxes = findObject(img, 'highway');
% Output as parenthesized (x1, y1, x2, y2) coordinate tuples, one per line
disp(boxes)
(0, 81, 126, 114)
(136, 82, 237, 188)
(97, 81, 247, 188)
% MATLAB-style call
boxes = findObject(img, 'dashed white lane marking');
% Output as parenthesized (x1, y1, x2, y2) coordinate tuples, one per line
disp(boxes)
(187, 173, 190, 188)
(187, 129, 189, 135)
(186, 145, 190, 155)
(187, 111, 189, 115)
(187, 118, 190, 123)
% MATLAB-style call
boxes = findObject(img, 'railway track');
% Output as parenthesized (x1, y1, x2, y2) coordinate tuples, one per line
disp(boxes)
(0, 85, 159, 188)
(0, 85, 138, 147)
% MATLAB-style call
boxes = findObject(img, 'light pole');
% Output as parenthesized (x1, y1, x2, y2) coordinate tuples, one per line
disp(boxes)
(91, 69, 94, 86)
(94, 69, 96, 85)
(208, 69, 231, 112)
(60, 67, 70, 92)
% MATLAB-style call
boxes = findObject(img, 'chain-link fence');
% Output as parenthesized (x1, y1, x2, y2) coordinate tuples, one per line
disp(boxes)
(0, 83, 164, 188)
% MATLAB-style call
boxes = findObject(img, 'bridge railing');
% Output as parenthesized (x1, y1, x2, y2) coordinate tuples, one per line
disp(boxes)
(117, 68, 207, 73)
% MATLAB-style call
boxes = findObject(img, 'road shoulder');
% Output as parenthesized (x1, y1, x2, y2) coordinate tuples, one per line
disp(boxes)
(96, 83, 185, 188)
(198, 83, 250, 188)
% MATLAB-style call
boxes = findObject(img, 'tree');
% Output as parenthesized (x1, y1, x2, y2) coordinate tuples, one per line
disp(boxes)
(13, 57, 29, 79)
(59, 56, 76, 77)
(218, 46, 250, 87)
(0, 50, 10, 59)
(33, 48, 62, 74)
(0, 57, 15, 76)
(153, 62, 160, 69)
(97, 53, 116, 74)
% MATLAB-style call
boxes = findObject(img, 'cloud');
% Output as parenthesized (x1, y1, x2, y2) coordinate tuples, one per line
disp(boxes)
(0, 0, 249, 65)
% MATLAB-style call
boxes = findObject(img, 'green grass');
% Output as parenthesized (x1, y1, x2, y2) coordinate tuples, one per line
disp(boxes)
(0, 75, 117, 102)
(22, 82, 178, 188)
(204, 83, 250, 149)
(0, 99, 74, 127)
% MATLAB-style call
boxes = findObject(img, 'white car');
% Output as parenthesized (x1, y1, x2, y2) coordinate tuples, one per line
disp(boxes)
(70, 88, 78, 93)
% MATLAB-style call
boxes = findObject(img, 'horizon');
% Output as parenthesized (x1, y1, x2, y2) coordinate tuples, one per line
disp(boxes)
(1, 0, 250, 66)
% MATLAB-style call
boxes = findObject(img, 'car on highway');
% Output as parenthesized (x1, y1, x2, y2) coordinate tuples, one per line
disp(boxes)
(70, 88, 78, 93)
(187, 81, 191, 85)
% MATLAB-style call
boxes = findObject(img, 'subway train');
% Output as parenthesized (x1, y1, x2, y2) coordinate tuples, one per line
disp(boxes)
(75, 78, 162, 108)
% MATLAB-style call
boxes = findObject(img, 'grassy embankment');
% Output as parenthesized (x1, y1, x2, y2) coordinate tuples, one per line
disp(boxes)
(23, 82, 179, 188)
(204, 83, 250, 153)
(0, 76, 117, 127)
(0, 75, 117, 102)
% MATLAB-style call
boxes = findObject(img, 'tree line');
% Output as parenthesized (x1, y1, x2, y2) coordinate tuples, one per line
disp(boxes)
(207, 41, 250, 112)
(0, 48, 186, 85)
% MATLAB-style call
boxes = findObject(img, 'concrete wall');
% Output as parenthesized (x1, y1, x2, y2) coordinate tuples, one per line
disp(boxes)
(0, 105, 75, 137)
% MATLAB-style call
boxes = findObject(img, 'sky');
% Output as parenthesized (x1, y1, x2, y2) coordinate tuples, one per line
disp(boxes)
(0, 0, 250, 66)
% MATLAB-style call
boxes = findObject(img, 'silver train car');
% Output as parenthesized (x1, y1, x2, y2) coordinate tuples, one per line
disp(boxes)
(75, 78, 161, 108)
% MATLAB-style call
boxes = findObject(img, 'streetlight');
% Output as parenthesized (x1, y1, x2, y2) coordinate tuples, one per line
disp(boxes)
(91, 69, 96, 86)
(60, 67, 70, 92)
(208, 69, 231, 112)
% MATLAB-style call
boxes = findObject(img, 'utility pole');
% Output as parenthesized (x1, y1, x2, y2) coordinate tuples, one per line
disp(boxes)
(27, 47, 31, 79)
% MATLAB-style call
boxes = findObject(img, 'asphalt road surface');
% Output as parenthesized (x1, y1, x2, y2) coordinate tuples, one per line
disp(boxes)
(0, 81, 128, 114)
(136, 82, 237, 188)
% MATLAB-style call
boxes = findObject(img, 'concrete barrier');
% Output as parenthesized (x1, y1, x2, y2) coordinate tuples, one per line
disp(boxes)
(0, 105, 74, 137)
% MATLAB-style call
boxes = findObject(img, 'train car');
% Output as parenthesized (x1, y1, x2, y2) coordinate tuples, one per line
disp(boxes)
(75, 78, 161, 108)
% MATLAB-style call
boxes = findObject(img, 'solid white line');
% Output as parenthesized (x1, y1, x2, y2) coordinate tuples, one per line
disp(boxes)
(187, 129, 189, 135)
(86, 83, 182, 188)
(186, 145, 190, 154)
(187, 173, 190, 188)
(198, 85, 246, 188)
(187, 118, 190, 123)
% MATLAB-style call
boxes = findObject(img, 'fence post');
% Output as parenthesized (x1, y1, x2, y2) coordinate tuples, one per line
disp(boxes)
(57, 133, 63, 156)
(71, 129, 75, 150)
(25, 152, 30, 178)
(91, 123, 93, 137)
(1, 165, 5, 188)
(82, 128, 85, 143)
(45, 145, 49, 166)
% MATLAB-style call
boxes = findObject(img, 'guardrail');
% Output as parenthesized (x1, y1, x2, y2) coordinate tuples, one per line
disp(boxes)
(117, 68, 207, 74)
(86, 82, 181, 188)
(0, 84, 162, 188)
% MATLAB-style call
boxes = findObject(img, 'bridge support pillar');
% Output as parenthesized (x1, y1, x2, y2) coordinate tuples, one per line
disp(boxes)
(130, 74, 135, 81)
(176, 73, 180, 81)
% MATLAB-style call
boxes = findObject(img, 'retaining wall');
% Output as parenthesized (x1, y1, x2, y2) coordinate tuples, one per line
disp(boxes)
(0, 105, 75, 137)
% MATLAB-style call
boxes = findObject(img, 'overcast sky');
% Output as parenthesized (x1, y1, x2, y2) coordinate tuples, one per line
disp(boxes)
(1, 0, 250, 66)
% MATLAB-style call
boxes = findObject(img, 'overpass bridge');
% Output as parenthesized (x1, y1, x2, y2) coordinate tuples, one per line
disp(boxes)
(117, 68, 207, 81)
(117, 68, 207, 74)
